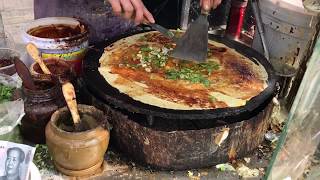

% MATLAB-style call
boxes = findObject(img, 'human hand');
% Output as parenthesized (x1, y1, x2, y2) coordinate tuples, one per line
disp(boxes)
(107, 0, 155, 24)
(200, 0, 222, 11)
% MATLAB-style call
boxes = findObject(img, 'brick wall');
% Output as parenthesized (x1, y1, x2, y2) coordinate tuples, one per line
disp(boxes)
(0, 0, 34, 52)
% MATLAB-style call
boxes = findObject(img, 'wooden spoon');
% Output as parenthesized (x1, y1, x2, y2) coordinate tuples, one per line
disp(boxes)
(26, 43, 51, 75)
(62, 82, 83, 131)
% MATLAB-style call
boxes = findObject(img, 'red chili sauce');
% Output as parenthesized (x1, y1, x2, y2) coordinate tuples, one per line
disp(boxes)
(27, 24, 84, 39)
(34, 60, 70, 75)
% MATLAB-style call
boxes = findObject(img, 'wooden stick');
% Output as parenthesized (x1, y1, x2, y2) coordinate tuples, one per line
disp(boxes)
(62, 82, 81, 125)
(26, 43, 51, 75)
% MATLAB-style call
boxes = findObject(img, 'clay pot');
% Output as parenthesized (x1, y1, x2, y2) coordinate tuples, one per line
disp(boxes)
(45, 104, 110, 177)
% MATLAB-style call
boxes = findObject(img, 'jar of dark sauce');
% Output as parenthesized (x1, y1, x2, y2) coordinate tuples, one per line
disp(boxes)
(21, 79, 65, 144)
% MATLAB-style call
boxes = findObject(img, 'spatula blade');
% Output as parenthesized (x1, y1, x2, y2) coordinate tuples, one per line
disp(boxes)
(170, 14, 209, 62)
(14, 58, 36, 90)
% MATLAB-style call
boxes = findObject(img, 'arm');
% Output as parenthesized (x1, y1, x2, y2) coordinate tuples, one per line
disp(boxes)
(107, 0, 222, 24)
(107, 0, 154, 24)
(200, 0, 222, 11)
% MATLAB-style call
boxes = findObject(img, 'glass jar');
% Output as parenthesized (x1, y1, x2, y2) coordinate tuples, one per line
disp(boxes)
(0, 48, 20, 76)
(21, 80, 65, 144)
(30, 58, 76, 83)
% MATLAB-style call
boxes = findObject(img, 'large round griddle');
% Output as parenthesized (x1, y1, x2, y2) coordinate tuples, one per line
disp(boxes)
(83, 30, 277, 120)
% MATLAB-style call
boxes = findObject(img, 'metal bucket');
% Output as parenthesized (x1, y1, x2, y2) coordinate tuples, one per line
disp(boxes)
(271, 59, 298, 99)
(252, 0, 318, 69)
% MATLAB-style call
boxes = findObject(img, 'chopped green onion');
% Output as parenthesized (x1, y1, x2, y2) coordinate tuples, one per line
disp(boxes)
(0, 84, 14, 103)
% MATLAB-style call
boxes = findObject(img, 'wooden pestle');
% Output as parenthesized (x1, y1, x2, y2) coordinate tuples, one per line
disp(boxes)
(62, 82, 82, 130)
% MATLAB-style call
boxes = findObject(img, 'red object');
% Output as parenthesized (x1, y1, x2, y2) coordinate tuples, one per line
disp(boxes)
(226, 0, 248, 40)
(68, 59, 83, 75)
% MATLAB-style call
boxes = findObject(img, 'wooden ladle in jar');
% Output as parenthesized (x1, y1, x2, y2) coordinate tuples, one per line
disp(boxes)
(26, 43, 51, 75)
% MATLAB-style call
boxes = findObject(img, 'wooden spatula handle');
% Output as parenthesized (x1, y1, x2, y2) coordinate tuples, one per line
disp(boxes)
(26, 43, 51, 75)
(62, 82, 80, 124)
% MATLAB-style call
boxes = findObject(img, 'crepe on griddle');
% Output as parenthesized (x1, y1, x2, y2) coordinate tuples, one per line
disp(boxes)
(98, 31, 268, 110)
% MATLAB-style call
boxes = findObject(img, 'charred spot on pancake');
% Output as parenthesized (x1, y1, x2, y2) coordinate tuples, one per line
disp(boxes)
(228, 61, 255, 81)
(208, 43, 227, 52)
(141, 32, 173, 44)
(211, 47, 227, 53)
(208, 45, 227, 59)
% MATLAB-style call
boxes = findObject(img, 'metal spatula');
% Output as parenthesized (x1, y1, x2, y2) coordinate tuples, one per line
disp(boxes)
(170, 10, 210, 62)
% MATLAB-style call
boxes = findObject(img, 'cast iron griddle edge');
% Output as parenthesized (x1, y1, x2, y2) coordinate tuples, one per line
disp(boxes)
(83, 30, 277, 120)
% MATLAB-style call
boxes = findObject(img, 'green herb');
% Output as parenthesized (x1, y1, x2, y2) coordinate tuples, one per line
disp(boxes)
(33, 144, 55, 171)
(151, 55, 167, 68)
(216, 163, 236, 172)
(165, 67, 211, 87)
(197, 61, 220, 75)
(164, 61, 220, 87)
(135, 45, 219, 82)
(137, 45, 168, 69)
(0, 84, 14, 103)
(143, 56, 151, 63)
(140, 45, 152, 52)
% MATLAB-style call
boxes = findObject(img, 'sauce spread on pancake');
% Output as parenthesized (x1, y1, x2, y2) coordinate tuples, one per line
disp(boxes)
(99, 31, 267, 109)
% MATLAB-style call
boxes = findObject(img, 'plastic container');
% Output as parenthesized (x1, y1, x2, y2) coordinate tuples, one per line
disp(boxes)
(252, 0, 318, 68)
(0, 73, 24, 143)
(266, 35, 320, 179)
(0, 48, 20, 76)
(22, 17, 89, 75)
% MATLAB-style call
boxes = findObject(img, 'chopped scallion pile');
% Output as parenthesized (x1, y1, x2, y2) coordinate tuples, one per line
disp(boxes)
(0, 84, 14, 103)
(165, 61, 220, 87)
(165, 68, 211, 87)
